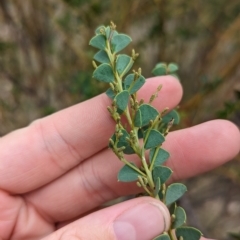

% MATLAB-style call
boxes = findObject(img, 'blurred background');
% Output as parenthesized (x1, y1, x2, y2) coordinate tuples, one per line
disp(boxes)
(0, 0, 239, 239)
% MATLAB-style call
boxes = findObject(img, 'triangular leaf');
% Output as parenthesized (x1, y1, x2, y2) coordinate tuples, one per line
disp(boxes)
(93, 50, 110, 63)
(153, 233, 171, 240)
(105, 26, 118, 39)
(134, 104, 159, 127)
(144, 129, 165, 149)
(169, 202, 177, 215)
(154, 177, 161, 197)
(115, 90, 129, 111)
(111, 34, 132, 53)
(123, 146, 135, 155)
(124, 74, 145, 94)
(118, 163, 139, 182)
(105, 26, 111, 38)
(153, 166, 172, 184)
(93, 63, 114, 83)
(172, 206, 186, 229)
(89, 34, 106, 50)
(149, 148, 170, 166)
(116, 54, 133, 76)
(106, 88, 115, 99)
(152, 63, 167, 76)
(162, 110, 180, 125)
(168, 63, 179, 73)
(175, 227, 202, 240)
(95, 25, 105, 34)
(110, 129, 130, 148)
(165, 183, 187, 206)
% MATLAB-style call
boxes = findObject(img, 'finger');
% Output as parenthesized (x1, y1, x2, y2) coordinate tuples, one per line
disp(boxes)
(0, 76, 182, 194)
(42, 197, 170, 240)
(25, 120, 240, 222)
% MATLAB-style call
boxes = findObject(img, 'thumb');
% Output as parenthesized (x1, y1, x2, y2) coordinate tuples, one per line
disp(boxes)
(42, 197, 170, 240)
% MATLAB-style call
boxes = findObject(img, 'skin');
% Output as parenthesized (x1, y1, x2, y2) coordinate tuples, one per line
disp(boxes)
(0, 76, 239, 240)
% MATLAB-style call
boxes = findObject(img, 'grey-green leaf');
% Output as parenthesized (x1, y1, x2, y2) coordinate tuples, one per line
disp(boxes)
(89, 34, 106, 50)
(110, 128, 134, 155)
(152, 63, 167, 76)
(169, 202, 177, 215)
(172, 206, 186, 229)
(116, 54, 133, 76)
(118, 163, 139, 182)
(153, 233, 171, 240)
(168, 63, 179, 73)
(153, 166, 172, 184)
(124, 74, 145, 94)
(93, 63, 114, 83)
(93, 50, 110, 63)
(165, 183, 187, 206)
(111, 34, 132, 53)
(115, 90, 129, 111)
(105, 26, 118, 39)
(154, 177, 161, 197)
(149, 148, 170, 166)
(162, 109, 180, 125)
(95, 25, 105, 34)
(134, 104, 159, 127)
(105, 26, 111, 38)
(175, 227, 202, 240)
(123, 146, 135, 155)
(106, 88, 115, 99)
(110, 129, 130, 148)
(144, 129, 165, 149)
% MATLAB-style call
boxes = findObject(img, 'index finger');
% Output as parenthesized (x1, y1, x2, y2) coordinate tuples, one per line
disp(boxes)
(0, 76, 183, 193)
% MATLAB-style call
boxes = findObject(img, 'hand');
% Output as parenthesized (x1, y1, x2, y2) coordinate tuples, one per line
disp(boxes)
(0, 76, 239, 240)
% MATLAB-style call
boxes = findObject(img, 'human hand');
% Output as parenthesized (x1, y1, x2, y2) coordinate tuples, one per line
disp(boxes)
(0, 76, 239, 240)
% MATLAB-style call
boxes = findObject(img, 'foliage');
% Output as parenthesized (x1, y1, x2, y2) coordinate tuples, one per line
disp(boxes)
(90, 22, 202, 240)
(0, 1, 239, 238)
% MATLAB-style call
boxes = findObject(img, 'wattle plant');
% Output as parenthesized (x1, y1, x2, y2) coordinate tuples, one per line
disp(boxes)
(89, 22, 202, 240)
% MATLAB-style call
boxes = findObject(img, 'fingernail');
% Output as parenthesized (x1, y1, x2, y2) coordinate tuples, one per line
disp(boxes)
(113, 201, 170, 240)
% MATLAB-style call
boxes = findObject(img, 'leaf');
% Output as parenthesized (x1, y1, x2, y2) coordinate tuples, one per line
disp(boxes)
(123, 146, 135, 155)
(115, 90, 129, 111)
(172, 206, 186, 229)
(168, 63, 179, 73)
(154, 177, 161, 197)
(110, 129, 130, 148)
(95, 25, 105, 34)
(175, 227, 202, 240)
(105, 26, 118, 39)
(111, 34, 132, 53)
(169, 202, 177, 215)
(152, 63, 167, 76)
(134, 104, 159, 127)
(144, 129, 165, 149)
(153, 233, 171, 240)
(165, 183, 187, 206)
(124, 74, 145, 94)
(153, 166, 172, 184)
(118, 163, 139, 182)
(110, 128, 135, 155)
(106, 88, 115, 99)
(89, 34, 106, 50)
(116, 54, 133, 76)
(105, 26, 111, 38)
(162, 109, 180, 125)
(149, 148, 170, 166)
(93, 50, 110, 63)
(93, 63, 114, 83)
